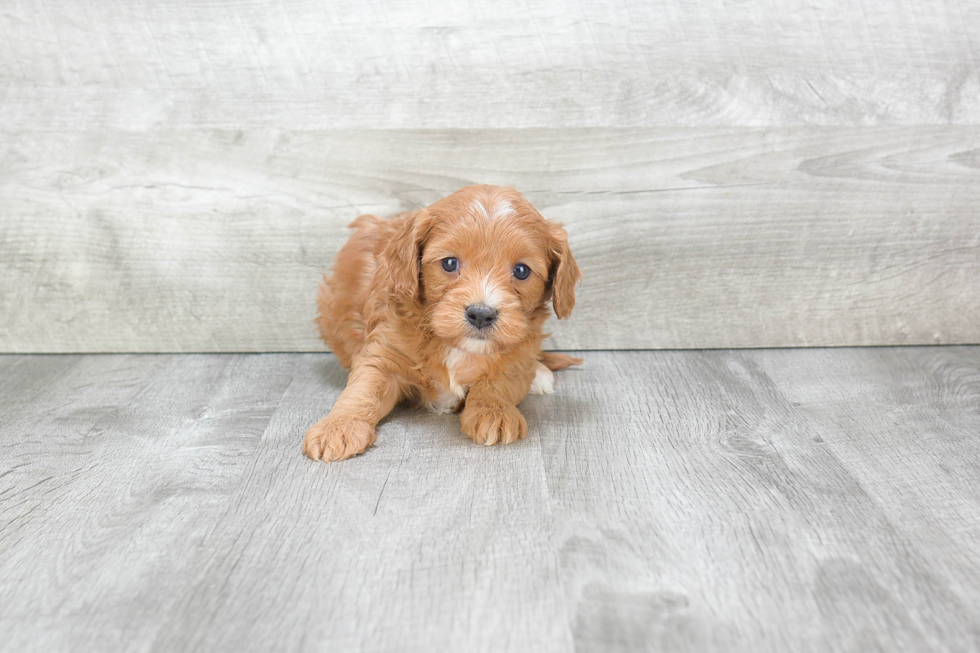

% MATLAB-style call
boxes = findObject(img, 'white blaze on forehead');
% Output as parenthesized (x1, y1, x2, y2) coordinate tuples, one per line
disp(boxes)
(480, 274, 504, 309)
(472, 198, 515, 222)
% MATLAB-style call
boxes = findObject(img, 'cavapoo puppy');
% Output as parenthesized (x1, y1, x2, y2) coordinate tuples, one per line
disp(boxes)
(303, 185, 581, 462)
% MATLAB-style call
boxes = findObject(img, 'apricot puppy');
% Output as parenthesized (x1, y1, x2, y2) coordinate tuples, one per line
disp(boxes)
(303, 185, 581, 462)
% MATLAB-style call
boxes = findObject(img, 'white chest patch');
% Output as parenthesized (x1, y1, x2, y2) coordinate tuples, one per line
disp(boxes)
(529, 361, 555, 395)
(427, 389, 466, 415)
(425, 347, 472, 414)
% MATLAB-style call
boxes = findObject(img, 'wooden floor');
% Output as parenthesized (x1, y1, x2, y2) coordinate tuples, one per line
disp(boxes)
(1, 348, 979, 652)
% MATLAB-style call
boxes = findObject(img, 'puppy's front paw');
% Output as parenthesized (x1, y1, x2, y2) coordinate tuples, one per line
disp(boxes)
(303, 413, 376, 462)
(461, 402, 528, 446)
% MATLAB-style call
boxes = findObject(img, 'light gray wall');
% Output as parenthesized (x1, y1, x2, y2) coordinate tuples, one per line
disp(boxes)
(2, 0, 978, 352)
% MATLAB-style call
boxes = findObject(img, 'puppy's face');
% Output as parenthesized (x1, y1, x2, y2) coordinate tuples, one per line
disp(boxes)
(381, 186, 580, 354)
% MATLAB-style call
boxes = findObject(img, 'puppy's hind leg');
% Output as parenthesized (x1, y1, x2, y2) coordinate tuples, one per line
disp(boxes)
(529, 361, 555, 395)
(303, 360, 401, 462)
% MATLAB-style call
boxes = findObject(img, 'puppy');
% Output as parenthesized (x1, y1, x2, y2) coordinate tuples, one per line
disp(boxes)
(303, 185, 582, 462)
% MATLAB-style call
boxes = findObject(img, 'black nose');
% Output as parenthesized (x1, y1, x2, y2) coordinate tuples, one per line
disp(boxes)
(465, 304, 498, 329)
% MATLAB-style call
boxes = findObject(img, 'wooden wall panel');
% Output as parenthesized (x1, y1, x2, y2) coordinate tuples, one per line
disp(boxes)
(2, 128, 977, 352)
(1, 0, 978, 351)
(1, 0, 978, 130)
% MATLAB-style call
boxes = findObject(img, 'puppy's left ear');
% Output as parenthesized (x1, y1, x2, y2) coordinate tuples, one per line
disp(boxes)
(548, 222, 581, 319)
(379, 209, 432, 303)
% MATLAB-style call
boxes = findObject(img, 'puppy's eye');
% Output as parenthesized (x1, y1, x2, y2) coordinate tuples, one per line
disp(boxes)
(513, 263, 531, 280)
(441, 257, 459, 272)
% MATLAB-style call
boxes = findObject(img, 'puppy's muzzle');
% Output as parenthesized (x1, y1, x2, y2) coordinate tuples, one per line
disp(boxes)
(465, 304, 498, 330)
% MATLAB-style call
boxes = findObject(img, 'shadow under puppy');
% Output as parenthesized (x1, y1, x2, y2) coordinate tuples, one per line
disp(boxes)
(304, 185, 582, 462)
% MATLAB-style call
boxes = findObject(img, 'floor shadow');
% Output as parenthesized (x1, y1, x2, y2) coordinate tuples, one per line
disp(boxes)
(314, 356, 350, 391)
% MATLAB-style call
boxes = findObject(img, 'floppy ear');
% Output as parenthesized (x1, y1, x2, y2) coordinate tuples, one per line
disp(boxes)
(378, 210, 431, 303)
(548, 222, 581, 319)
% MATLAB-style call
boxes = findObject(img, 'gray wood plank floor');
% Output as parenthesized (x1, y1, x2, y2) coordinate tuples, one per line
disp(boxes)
(1, 348, 978, 652)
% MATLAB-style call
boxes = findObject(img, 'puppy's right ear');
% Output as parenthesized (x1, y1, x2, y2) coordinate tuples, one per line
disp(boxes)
(548, 222, 581, 319)
(378, 209, 431, 303)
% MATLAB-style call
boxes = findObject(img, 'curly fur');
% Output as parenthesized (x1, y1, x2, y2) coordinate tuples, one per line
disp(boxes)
(303, 185, 582, 461)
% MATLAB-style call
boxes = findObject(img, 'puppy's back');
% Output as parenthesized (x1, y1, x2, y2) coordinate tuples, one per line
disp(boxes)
(316, 214, 396, 368)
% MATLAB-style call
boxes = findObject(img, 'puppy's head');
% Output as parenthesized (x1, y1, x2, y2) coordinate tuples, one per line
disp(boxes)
(379, 185, 581, 354)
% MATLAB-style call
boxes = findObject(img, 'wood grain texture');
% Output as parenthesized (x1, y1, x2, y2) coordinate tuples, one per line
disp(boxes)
(2, 127, 978, 352)
(3, 0, 979, 352)
(1, 0, 978, 130)
(1, 349, 979, 651)
(0, 353, 297, 651)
